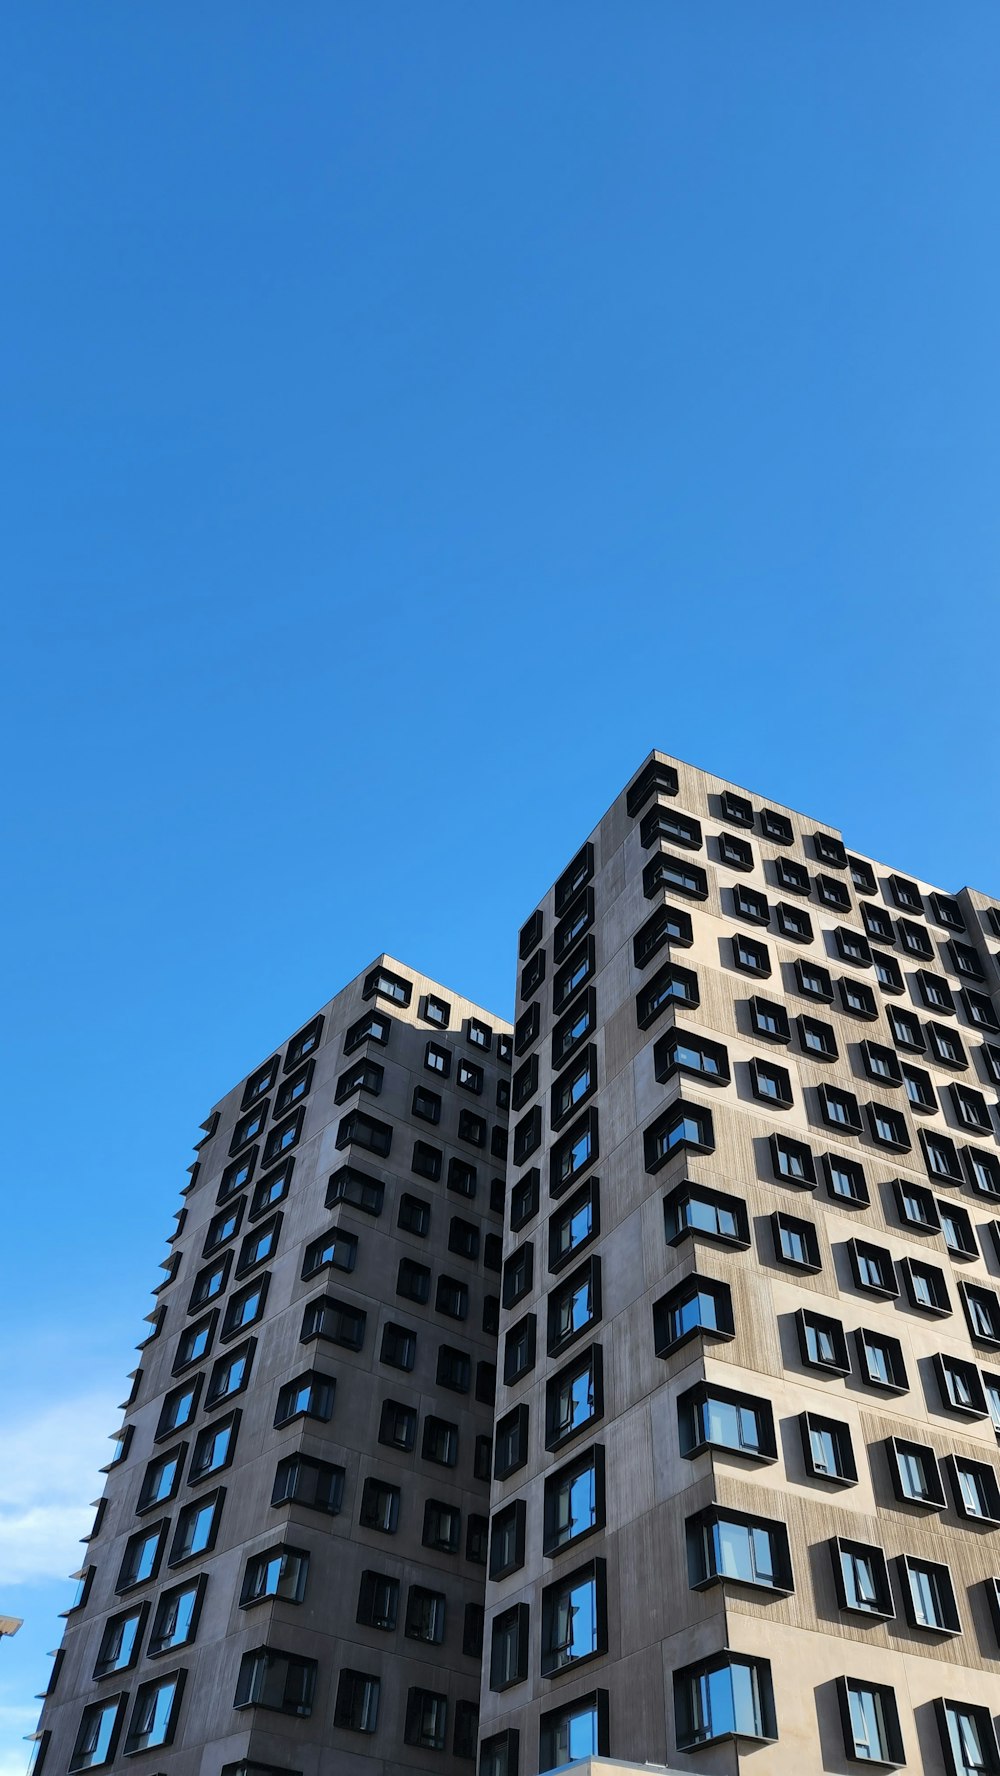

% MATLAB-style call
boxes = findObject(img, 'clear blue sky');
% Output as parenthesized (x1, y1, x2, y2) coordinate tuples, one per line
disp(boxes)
(3, 1, 1000, 1758)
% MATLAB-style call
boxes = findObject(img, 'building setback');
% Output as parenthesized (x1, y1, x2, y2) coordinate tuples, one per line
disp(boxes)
(29, 753, 1000, 1776)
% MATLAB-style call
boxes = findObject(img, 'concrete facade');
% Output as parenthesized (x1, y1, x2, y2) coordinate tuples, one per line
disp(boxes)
(30, 752, 1000, 1776)
(482, 753, 1000, 1776)
(32, 958, 511, 1776)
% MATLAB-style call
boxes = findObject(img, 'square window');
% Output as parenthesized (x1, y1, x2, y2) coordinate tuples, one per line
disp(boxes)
(326, 1164, 384, 1216)
(831, 1537, 894, 1619)
(772, 1211, 821, 1272)
(686, 1504, 792, 1594)
(234, 1647, 317, 1716)
(839, 977, 879, 1020)
(540, 1559, 606, 1674)
(797, 1308, 850, 1374)
(539, 1692, 609, 1771)
(633, 900, 693, 968)
(642, 850, 709, 901)
(674, 1654, 776, 1749)
(822, 1153, 869, 1206)
(549, 1178, 600, 1270)
(776, 901, 813, 941)
(653, 1275, 735, 1354)
(837, 1677, 905, 1766)
(489, 1499, 526, 1578)
(801, 1413, 856, 1484)
(749, 1057, 793, 1107)
(770, 1133, 816, 1187)
(761, 808, 793, 844)
(889, 1437, 946, 1509)
(901, 1257, 951, 1315)
(543, 1446, 606, 1555)
(677, 1381, 777, 1463)
(664, 1182, 749, 1249)
(855, 1328, 908, 1393)
(795, 958, 833, 1002)
(545, 1345, 603, 1449)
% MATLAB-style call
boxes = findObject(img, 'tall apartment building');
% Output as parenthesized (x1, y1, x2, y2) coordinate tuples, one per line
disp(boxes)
(31, 958, 512, 1776)
(29, 753, 1000, 1776)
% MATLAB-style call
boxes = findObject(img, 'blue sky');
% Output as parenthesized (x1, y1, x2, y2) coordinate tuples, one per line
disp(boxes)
(3, 0, 1000, 1759)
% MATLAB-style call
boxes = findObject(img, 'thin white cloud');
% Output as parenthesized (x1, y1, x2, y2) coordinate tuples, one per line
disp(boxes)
(0, 1393, 120, 1588)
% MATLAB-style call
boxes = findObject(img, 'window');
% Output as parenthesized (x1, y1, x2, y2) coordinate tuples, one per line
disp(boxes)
(117, 1523, 166, 1592)
(817, 872, 851, 911)
(494, 1405, 529, 1480)
(965, 988, 1000, 1033)
(802, 1412, 856, 1484)
(539, 1692, 609, 1770)
(551, 988, 595, 1069)
(964, 1146, 1000, 1199)
(490, 1604, 529, 1691)
(547, 1258, 601, 1353)
(760, 807, 793, 843)
(504, 1314, 536, 1383)
(654, 1030, 730, 1089)
(837, 1677, 905, 1766)
(326, 1164, 384, 1216)
(832, 1538, 894, 1619)
(749, 996, 790, 1041)
(733, 884, 770, 926)
(643, 1100, 713, 1171)
(381, 1322, 416, 1371)
(541, 1560, 606, 1674)
(839, 976, 878, 1019)
(770, 1133, 816, 1186)
(510, 1168, 540, 1232)
(189, 1253, 231, 1311)
(204, 1201, 244, 1256)
(798, 1015, 837, 1059)
(822, 1153, 869, 1206)
(422, 1415, 459, 1467)
(448, 1216, 480, 1263)
(664, 1181, 749, 1249)
(901, 1556, 960, 1633)
(467, 1017, 492, 1051)
(286, 1014, 323, 1068)
(893, 1178, 938, 1233)
(555, 887, 594, 959)
(364, 965, 412, 1007)
(902, 1064, 935, 1110)
(301, 1294, 366, 1350)
(490, 1500, 526, 1578)
(405, 1688, 448, 1752)
(336, 1109, 392, 1158)
(919, 970, 955, 1013)
(551, 1046, 597, 1126)
(546, 1345, 603, 1448)
(674, 1653, 776, 1749)
(357, 1570, 399, 1631)
(890, 1437, 946, 1509)
(420, 992, 451, 1028)
(776, 901, 813, 941)
(635, 960, 699, 1028)
(549, 1178, 599, 1270)
(875, 951, 905, 993)
(544, 1447, 605, 1555)
(173, 1311, 216, 1373)
(406, 1585, 447, 1644)
(901, 1257, 951, 1315)
(138, 1447, 184, 1513)
(271, 1454, 344, 1516)
(250, 1159, 294, 1218)
(719, 832, 754, 869)
(69, 1698, 126, 1771)
(206, 1339, 255, 1407)
(412, 1085, 442, 1124)
(961, 1281, 1000, 1347)
(231, 1104, 268, 1156)
(777, 855, 811, 894)
(274, 1371, 334, 1427)
(169, 1491, 224, 1565)
(836, 926, 872, 966)
(633, 899, 693, 967)
(275, 1062, 313, 1117)
(512, 1056, 538, 1114)
(551, 1108, 599, 1193)
(797, 1308, 850, 1374)
(223, 1276, 269, 1337)
(334, 1669, 381, 1734)
(818, 1083, 863, 1133)
(378, 1398, 416, 1451)
(947, 1455, 1000, 1523)
(653, 1275, 734, 1354)
(941, 1201, 978, 1259)
(448, 1156, 478, 1198)
(422, 1498, 461, 1553)
(156, 1377, 202, 1440)
(849, 1239, 898, 1298)
(397, 1257, 431, 1304)
(688, 1506, 791, 1594)
(344, 1008, 391, 1054)
(749, 1056, 793, 1106)
(438, 1344, 472, 1392)
(900, 919, 935, 960)
(93, 1606, 147, 1678)
(951, 1082, 992, 1132)
(241, 1547, 308, 1608)
(121, 1670, 185, 1754)
(262, 1109, 304, 1165)
(773, 1211, 821, 1272)
(234, 1647, 317, 1716)
(302, 1227, 357, 1281)
(733, 933, 770, 974)
(936, 1700, 1000, 1776)
(360, 1477, 401, 1534)
(677, 1381, 777, 1462)
(889, 1005, 925, 1051)
(190, 1412, 239, 1482)
(861, 901, 895, 945)
(642, 850, 708, 900)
